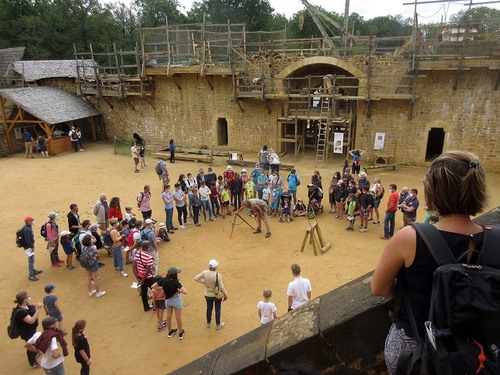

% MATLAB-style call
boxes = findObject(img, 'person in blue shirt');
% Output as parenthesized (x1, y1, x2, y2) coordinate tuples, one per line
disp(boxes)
(23, 129, 34, 158)
(169, 139, 175, 163)
(285, 169, 301, 205)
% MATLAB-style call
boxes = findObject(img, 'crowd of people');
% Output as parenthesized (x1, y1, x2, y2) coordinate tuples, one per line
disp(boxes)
(14, 141, 482, 373)
(13, 142, 321, 372)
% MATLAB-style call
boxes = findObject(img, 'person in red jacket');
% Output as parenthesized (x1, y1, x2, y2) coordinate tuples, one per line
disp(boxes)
(380, 184, 399, 240)
(108, 197, 123, 220)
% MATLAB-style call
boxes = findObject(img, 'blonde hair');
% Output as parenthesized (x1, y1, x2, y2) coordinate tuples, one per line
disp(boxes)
(263, 289, 272, 298)
(423, 151, 487, 216)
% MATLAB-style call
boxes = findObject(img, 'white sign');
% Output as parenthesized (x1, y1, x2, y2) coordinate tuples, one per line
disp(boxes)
(374, 132, 385, 150)
(333, 132, 344, 154)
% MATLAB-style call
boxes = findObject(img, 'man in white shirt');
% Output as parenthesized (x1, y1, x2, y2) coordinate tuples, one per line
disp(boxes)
(287, 264, 312, 311)
(25, 316, 66, 374)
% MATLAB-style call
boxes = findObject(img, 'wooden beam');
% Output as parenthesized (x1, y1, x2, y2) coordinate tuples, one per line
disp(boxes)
(0, 97, 14, 153)
(204, 76, 214, 91)
(172, 76, 182, 91)
(90, 117, 97, 141)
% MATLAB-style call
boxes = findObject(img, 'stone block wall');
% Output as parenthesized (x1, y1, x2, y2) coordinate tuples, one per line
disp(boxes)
(95, 54, 499, 169)
(358, 67, 500, 169)
(98, 75, 280, 151)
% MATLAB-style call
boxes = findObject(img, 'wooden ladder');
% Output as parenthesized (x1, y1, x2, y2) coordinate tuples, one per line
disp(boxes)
(315, 97, 330, 167)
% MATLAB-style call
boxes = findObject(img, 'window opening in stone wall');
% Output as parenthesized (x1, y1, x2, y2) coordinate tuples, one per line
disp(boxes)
(425, 127, 445, 162)
(217, 118, 228, 146)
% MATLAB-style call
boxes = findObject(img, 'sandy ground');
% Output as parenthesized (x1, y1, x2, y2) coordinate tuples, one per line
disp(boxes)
(1, 143, 499, 375)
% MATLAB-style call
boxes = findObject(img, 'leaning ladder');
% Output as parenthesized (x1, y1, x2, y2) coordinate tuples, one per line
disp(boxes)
(315, 97, 330, 167)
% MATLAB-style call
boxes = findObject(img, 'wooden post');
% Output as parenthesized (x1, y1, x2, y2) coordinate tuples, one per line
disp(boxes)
(90, 117, 97, 141)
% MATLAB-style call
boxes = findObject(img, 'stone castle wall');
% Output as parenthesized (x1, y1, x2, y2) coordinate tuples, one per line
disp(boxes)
(96, 55, 499, 169)
(357, 67, 499, 168)
(98, 75, 281, 151)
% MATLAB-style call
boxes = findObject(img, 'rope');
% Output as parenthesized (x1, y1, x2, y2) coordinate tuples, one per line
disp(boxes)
(417, 4, 446, 19)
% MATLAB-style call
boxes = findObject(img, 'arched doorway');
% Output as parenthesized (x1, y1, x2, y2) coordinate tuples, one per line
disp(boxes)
(275, 57, 366, 161)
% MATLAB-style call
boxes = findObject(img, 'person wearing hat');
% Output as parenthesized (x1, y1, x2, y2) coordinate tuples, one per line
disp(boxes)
(21, 216, 43, 281)
(46, 212, 63, 267)
(157, 223, 170, 242)
(285, 168, 301, 205)
(25, 316, 68, 374)
(194, 259, 228, 330)
(43, 285, 65, 333)
(154, 266, 188, 339)
(59, 230, 76, 270)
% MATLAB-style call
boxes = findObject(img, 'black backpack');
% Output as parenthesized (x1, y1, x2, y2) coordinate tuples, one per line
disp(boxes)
(40, 222, 47, 239)
(7, 308, 21, 339)
(16, 227, 26, 248)
(398, 223, 500, 375)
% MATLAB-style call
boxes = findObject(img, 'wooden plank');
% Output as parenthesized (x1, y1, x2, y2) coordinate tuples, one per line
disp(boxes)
(226, 159, 294, 171)
(363, 164, 397, 171)
(152, 152, 213, 163)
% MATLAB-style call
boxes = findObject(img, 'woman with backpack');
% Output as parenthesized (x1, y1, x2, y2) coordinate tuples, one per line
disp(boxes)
(80, 235, 106, 298)
(371, 151, 493, 375)
(12, 291, 44, 368)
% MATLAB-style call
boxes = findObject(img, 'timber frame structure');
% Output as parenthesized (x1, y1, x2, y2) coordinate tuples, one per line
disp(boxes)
(72, 17, 500, 164)
(0, 86, 100, 152)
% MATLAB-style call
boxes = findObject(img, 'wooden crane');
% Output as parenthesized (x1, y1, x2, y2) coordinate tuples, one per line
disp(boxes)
(300, 0, 353, 56)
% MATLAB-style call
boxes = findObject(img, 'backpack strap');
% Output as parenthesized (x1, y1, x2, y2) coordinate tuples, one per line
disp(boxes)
(477, 225, 500, 268)
(410, 223, 457, 265)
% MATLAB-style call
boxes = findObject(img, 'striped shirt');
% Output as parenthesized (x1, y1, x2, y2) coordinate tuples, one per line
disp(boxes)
(135, 250, 154, 278)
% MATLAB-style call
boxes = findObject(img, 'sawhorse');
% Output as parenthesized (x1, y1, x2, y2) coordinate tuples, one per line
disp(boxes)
(300, 221, 331, 256)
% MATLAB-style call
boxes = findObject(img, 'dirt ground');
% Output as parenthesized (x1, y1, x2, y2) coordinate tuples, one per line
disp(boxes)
(1, 143, 499, 375)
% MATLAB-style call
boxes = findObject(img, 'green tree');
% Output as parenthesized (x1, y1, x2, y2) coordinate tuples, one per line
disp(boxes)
(0, 0, 37, 48)
(188, 0, 275, 31)
(364, 15, 412, 37)
(134, 0, 185, 27)
(450, 6, 500, 33)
